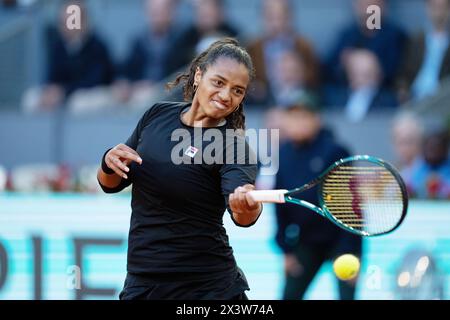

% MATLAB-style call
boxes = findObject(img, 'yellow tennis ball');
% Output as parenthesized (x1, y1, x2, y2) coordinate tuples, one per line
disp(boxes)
(333, 254, 360, 281)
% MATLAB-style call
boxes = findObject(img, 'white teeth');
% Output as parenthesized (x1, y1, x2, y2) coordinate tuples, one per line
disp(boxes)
(213, 101, 226, 110)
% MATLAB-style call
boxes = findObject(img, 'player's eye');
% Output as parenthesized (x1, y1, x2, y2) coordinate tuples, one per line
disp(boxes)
(233, 88, 245, 96)
(212, 79, 223, 87)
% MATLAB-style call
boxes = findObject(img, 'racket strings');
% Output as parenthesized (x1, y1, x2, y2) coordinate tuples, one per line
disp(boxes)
(322, 163, 404, 235)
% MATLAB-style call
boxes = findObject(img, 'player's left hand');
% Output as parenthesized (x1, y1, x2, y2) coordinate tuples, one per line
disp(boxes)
(229, 184, 261, 214)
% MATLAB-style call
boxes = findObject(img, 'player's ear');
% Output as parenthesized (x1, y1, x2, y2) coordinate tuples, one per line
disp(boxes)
(194, 67, 202, 85)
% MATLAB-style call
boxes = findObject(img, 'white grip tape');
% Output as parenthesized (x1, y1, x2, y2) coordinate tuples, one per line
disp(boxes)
(248, 189, 288, 203)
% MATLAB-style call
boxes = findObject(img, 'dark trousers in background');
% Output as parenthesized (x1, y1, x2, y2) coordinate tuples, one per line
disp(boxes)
(283, 244, 358, 300)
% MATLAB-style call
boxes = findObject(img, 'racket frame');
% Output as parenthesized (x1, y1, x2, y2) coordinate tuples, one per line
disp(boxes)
(283, 155, 409, 237)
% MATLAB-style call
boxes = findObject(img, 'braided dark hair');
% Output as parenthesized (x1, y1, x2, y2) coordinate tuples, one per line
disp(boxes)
(166, 38, 254, 130)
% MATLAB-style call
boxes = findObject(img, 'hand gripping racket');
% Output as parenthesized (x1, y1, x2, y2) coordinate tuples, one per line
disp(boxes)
(249, 155, 408, 237)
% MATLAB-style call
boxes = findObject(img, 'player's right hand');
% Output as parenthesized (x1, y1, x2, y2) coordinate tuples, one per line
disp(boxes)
(104, 144, 143, 179)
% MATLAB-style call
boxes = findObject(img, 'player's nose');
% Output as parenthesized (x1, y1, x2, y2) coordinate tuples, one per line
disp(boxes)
(218, 88, 231, 103)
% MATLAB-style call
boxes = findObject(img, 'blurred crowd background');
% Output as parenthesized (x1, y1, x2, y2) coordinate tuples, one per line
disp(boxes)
(0, 0, 450, 300)
(0, 0, 449, 198)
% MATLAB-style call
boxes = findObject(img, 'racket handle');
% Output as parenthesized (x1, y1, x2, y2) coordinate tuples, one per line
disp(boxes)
(248, 189, 288, 203)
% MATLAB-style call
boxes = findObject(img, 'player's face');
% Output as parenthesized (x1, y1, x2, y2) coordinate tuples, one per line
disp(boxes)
(194, 57, 250, 120)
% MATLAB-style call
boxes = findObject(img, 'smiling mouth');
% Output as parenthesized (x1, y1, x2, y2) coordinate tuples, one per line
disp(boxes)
(212, 100, 228, 110)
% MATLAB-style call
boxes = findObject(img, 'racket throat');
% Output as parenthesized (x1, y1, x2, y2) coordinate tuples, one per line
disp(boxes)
(285, 197, 326, 217)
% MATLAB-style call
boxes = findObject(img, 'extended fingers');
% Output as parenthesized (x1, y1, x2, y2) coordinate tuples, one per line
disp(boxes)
(105, 155, 128, 179)
(114, 149, 142, 165)
(112, 156, 130, 173)
(114, 144, 143, 164)
(104, 144, 143, 178)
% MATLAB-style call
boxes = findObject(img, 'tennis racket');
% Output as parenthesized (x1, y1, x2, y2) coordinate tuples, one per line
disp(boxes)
(249, 155, 408, 237)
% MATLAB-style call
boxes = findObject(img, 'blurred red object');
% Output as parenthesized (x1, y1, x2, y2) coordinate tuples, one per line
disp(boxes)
(52, 164, 72, 192)
(426, 174, 442, 199)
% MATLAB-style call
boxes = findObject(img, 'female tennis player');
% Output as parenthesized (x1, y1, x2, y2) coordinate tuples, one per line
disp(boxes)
(97, 38, 262, 300)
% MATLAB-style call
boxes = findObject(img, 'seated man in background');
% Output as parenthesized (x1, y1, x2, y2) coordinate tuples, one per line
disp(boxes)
(274, 92, 362, 300)
(271, 49, 312, 107)
(37, 1, 114, 111)
(324, 0, 406, 92)
(391, 112, 425, 170)
(403, 127, 450, 199)
(246, 0, 319, 106)
(324, 49, 398, 122)
(168, 0, 239, 72)
(396, 0, 450, 104)
(262, 49, 318, 148)
(114, 0, 180, 104)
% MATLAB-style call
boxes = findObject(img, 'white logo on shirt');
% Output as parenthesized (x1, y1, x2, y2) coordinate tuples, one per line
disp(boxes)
(185, 146, 199, 158)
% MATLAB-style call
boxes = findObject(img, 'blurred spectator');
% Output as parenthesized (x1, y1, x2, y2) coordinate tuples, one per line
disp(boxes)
(114, 0, 180, 104)
(0, 166, 6, 192)
(26, 1, 114, 112)
(246, 0, 319, 105)
(325, 49, 398, 122)
(272, 49, 311, 106)
(395, 248, 444, 300)
(1, 0, 37, 7)
(1, 0, 16, 7)
(325, 0, 406, 89)
(396, 0, 450, 104)
(75, 165, 108, 193)
(169, 0, 238, 72)
(274, 94, 362, 300)
(391, 111, 425, 170)
(403, 127, 450, 199)
(264, 91, 320, 144)
(10, 164, 72, 192)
